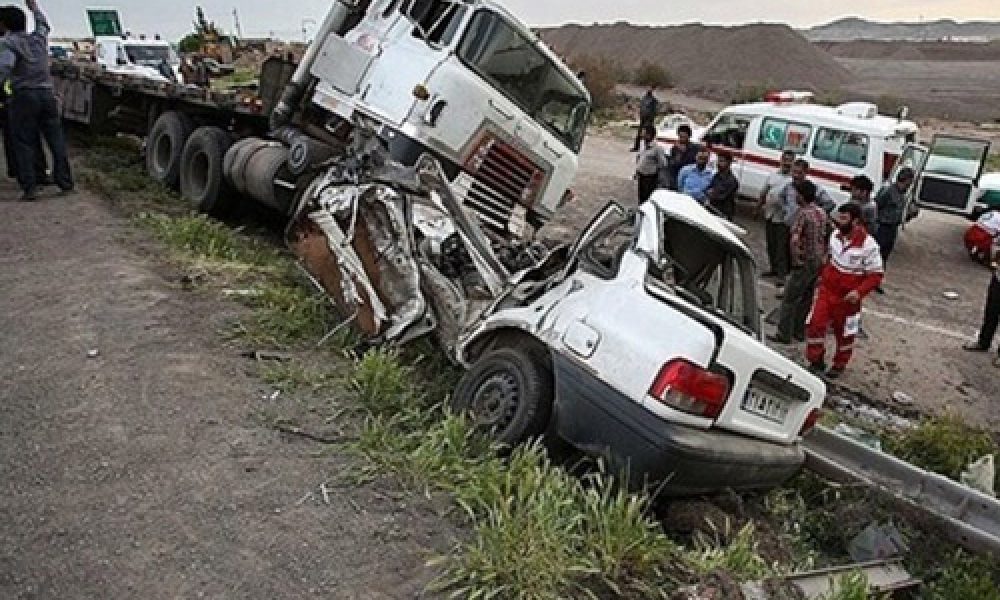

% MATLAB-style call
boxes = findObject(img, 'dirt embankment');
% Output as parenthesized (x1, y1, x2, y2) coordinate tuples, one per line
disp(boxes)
(540, 22, 852, 94)
(818, 39, 1000, 61)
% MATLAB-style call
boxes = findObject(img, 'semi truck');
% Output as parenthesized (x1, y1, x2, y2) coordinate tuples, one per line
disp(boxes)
(54, 0, 591, 238)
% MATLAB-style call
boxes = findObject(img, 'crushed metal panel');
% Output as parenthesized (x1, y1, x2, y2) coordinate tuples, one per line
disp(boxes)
(741, 559, 921, 600)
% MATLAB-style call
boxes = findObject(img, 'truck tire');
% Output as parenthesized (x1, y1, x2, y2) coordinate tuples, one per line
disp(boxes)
(180, 126, 234, 216)
(147, 111, 194, 189)
(451, 345, 553, 448)
(245, 144, 292, 212)
(223, 137, 255, 193)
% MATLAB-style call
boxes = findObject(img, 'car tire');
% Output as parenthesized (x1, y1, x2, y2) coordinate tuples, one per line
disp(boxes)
(180, 126, 234, 215)
(451, 345, 553, 448)
(146, 111, 194, 189)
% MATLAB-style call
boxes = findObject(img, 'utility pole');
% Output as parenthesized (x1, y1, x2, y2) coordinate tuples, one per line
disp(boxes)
(232, 7, 243, 40)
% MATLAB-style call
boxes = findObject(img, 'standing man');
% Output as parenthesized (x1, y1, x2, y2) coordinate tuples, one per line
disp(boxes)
(631, 86, 659, 152)
(0, 0, 73, 201)
(677, 147, 714, 205)
(634, 124, 667, 203)
(849, 175, 877, 232)
(873, 167, 915, 293)
(759, 150, 795, 280)
(962, 255, 1000, 368)
(964, 209, 1000, 266)
(0, 78, 47, 181)
(666, 124, 700, 191)
(707, 152, 739, 219)
(777, 159, 834, 290)
(805, 203, 884, 379)
(768, 180, 827, 345)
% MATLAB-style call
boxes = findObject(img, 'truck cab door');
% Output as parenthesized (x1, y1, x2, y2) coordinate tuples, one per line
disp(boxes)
(914, 134, 991, 217)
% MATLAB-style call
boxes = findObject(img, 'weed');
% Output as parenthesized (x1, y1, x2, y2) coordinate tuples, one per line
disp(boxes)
(987, 153, 1000, 173)
(923, 551, 1000, 600)
(137, 212, 280, 267)
(260, 362, 344, 394)
(351, 349, 421, 416)
(235, 282, 335, 347)
(884, 413, 998, 481)
(688, 521, 773, 580)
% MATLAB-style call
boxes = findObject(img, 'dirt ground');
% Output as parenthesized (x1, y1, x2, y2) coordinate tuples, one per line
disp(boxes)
(550, 132, 1000, 434)
(0, 170, 455, 598)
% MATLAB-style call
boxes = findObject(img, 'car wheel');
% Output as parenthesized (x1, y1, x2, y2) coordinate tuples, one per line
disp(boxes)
(180, 126, 234, 216)
(146, 111, 194, 189)
(451, 346, 553, 448)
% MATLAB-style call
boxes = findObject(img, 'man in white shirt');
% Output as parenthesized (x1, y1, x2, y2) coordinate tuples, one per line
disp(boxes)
(635, 124, 667, 202)
(759, 150, 795, 282)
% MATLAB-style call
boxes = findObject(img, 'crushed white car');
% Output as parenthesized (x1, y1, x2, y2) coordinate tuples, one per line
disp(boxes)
(287, 141, 826, 496)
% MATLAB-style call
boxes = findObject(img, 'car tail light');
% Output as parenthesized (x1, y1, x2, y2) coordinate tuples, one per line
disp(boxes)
(649, 359, 730, 419)
(799, 408, 821, 436)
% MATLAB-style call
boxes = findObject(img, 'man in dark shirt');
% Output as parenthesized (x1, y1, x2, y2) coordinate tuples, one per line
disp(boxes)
(873, 167, 915, 294)
(0, 0, 73, 200)
(707, 152, 739, 220)
(0, 81, 47, 181)
(667, 124, 700, 191)
(631, 86, 659, 152)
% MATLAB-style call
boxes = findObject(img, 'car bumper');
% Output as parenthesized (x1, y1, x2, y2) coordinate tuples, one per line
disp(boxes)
(551, 354, 805, 497)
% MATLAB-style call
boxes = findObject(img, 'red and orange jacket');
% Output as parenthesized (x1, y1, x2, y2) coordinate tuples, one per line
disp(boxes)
(818, 227, 884, 300)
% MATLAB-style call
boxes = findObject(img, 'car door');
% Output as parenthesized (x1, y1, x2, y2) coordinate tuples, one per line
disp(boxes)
(888, 143, 929, 225)
(913, 134, 991, 217)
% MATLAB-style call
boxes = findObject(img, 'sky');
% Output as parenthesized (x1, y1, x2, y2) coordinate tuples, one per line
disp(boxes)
(29, 0, 1000, 42)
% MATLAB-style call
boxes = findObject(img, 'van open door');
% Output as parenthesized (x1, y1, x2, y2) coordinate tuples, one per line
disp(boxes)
(891, 143, 928, 226)
(913, 134, 991, 217)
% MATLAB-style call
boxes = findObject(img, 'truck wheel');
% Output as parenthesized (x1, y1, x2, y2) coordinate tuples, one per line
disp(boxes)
(147, 111, 194, 189)
(180, 126, 233, 215)
(451, 346, 553, 448)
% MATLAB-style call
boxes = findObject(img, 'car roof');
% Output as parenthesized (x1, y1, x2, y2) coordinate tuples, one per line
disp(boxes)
(721, 102, 919, 136)
(647, 191, 753, 256)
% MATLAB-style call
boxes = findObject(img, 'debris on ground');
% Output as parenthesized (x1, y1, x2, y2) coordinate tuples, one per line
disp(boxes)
(961, 454, 997, 496)
(847, 523, 908, 561)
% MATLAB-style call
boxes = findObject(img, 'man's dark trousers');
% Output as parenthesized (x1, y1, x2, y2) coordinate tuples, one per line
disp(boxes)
(765, 220, 790, 278)
(10, 88, 73, 193)
(975, 275, 1000, 352)
(776, 259, 820, 341)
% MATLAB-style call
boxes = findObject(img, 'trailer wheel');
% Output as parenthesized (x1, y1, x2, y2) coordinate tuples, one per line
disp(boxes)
(180, 127, 234, 215)
(147, 111, 194, 189)
(451, 345, 553, 448)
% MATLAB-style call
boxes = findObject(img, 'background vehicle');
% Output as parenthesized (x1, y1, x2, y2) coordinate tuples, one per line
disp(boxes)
(658, 92, 919, 209)
(894, 134, 994, 219)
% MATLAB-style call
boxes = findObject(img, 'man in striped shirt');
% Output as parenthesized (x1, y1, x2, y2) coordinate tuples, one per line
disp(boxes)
(804, 203, 884, 379)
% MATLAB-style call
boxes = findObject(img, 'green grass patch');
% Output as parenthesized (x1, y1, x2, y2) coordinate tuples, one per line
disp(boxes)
(884, 413, 998, 481)
(260, 361, 345, 395)
(924, 551, 1000, 600)
(986, 153, 1000, 173)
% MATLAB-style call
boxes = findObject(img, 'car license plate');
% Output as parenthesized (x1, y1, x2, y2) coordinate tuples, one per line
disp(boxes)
(742, 387, 790, 423)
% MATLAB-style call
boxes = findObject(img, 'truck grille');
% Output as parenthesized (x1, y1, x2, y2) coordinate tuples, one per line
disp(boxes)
(461, 136, 543, 237)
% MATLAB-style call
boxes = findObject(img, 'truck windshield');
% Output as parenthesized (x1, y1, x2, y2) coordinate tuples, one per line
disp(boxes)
(655, 218, 760, 334)
(458, 10, 589, 152)
(126, 45, 175, 66)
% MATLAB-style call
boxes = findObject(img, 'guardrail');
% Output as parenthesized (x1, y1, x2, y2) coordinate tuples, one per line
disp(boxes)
(803, 425, 1000, 557)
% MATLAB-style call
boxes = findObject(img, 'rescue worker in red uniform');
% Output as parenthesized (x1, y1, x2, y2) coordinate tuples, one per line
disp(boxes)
(964, 210, 1000, 266)
(805, 203, 884, 379)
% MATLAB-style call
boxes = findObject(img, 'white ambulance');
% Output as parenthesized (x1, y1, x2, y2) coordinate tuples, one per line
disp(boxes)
(658, 91, 921, 208)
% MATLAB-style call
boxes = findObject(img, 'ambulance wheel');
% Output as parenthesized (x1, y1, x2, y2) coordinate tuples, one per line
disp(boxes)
(451, 345, 553, 449)
(180, 126, 234, 216)
(147, 111, 194, 189)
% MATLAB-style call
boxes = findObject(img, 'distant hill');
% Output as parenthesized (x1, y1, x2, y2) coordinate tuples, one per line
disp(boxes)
(806, 17, 1000, 41)
(818, 39, 1000, 61)
(540, 23, 852, 93)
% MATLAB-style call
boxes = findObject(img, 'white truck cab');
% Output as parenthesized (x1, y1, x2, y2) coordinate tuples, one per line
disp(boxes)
(95, 35, 181, 82)
(659, 92, 919, 209)
(306, 0, 591, 239)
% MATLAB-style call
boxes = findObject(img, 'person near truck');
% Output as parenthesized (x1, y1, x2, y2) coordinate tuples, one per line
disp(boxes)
(707, 151, 739, 219)
(964, 210, 1000, 266)
(0, 0, 73, 201)
(0, 77, 47, 181)
(872, 167, 915, 294)
(635, 124, 667, 202)
(805, 202, 884, 379)
(759, 150, 796, 282)
(631, 86, 659, 152)
(962, 253, 1000, 368)
(666, 124, 700, 191)
(776, 159, 834, 291)
(848, 175, 877, 232)
(768, 180, 827, 345)
(677, 147, 714, 205)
